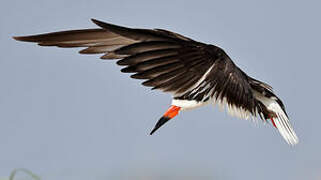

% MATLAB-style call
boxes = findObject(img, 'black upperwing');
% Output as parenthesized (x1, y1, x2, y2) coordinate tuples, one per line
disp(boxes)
(14, 19, 264, 120)
(13, 19, 218, 96)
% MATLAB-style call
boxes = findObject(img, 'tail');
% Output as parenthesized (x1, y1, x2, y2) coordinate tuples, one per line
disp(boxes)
(250, 78, 299, 145)
(264, 99, 299, 145)
(150, 105, 181, 135)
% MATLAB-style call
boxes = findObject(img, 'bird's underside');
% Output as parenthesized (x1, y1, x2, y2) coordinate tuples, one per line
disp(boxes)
(13, 19, 299, 145)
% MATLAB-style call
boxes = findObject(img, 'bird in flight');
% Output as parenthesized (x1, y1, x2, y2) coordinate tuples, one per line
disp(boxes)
(14, 19, 298, 145)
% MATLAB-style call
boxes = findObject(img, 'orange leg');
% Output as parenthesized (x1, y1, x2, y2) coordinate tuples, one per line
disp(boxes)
(268, 115, 277, 128)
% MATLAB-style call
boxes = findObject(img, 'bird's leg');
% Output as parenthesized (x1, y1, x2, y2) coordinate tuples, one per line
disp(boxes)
(268, 114, 277, 128)
(150, 105, 181, 135)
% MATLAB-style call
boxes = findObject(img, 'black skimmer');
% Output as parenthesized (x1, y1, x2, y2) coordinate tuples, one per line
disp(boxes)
(13, 19, 299, 145)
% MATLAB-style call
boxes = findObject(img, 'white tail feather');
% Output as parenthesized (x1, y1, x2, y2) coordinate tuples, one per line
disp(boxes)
(254, 91, 299, 145)
(268, 103, 299, 145)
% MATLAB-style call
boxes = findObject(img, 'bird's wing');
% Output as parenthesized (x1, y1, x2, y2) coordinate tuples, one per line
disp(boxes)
(14, 19, 262, 117)
(13, 19, 220, 95)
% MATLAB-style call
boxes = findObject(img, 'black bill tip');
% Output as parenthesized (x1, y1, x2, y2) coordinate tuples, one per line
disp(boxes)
(150, 116, 171, 135)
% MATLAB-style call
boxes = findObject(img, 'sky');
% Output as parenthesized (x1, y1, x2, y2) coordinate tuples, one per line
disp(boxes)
(1, 0, 321, 179)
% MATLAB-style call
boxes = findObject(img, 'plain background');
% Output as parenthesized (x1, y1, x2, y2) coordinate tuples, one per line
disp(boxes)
(1, 0, 320, 179)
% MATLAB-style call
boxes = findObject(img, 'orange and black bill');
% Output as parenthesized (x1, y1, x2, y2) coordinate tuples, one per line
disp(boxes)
(150, 105, 181, 135)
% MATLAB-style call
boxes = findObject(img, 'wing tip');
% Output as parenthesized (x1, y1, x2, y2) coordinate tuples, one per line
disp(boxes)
(91, 18, 111, 29)
(90, 18, 100, 25)
(13, 36, 29, 42)
(90, 18, 131, 35)
(12, 36, 20, 41)
(13, 35, 42, 43)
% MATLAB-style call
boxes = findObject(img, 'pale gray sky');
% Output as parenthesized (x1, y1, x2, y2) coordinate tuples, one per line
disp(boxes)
(1, 0, 321, 180)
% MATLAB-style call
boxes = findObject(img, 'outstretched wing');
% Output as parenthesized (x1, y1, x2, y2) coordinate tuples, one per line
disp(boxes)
(13, 19, 220, 95)
(14, 19, 263, 118)
(14, 19, 262, 116)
